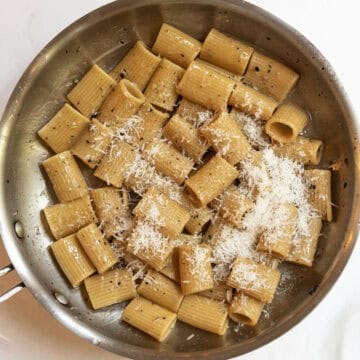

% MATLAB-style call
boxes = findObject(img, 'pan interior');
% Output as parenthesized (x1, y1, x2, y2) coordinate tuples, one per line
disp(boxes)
(0, 0, 357, 358)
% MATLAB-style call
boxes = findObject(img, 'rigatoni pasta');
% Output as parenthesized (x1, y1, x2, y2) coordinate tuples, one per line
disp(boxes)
(39, 23, 334, 340)
(38, 104, 89, 153)
(84, 269, 136, 309)
(177, 60, 236, 111)
(144, 58, 184, 111)
(76, 223, 118, 274)
(67, 64, 116, 117)
(43, 195, 97, 240)
(71, 119, 114, 169)
(42, 151, 88, 203)
(51, 234, 96, 287)
(200, 28, 253, 75)
(110, 41, 161, 90)
(152, 23, 201, 68)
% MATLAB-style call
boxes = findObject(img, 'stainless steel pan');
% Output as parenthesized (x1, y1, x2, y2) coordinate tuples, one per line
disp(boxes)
(0, 1, 359, 358)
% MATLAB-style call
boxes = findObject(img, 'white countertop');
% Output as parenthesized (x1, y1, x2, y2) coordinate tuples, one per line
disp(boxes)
(1, 1, 359, 359)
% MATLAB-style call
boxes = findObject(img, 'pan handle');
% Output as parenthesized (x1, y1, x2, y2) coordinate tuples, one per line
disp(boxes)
(0, 264, 25, 303)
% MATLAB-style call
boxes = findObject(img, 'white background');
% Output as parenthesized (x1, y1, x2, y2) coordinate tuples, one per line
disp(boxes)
(0, 1, 359, 359)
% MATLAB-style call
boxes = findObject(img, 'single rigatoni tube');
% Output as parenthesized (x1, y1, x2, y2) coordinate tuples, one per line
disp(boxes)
(43, 195, 97, 240)
(110, 41, 161, 90)
(152, 23, 202, 68)
(76, 223, 118, 274)
(97, 79, 145, 130)
(305, 169, 332, 221)
(200, 28, 253, 75)
(133, 187, 190, 239)
(51, 234, 96, 287)
(287, 216, 322, 266)
(185, 155, 238, 207)
(67, 65, 116, 117)
(160, 233, 201, 282)
(90, 187, 131, 240)
(179, 244, 214, 294)
(199, 112, 251, 165)
(163, 114, 208, 163)
(228, 292, 264, 326)
(137, 269, 184, 312)
(257, 203, 298, 259)
(185, 206, 213, 234)
(94, 140, 136, 188)
(177, 60, 236, 112)
(273, 136, 323, 165)
(218, 187, 253, 228)
(42, 151, 88, 203)
(229, 81, 279, 121)
(126, 221, 174, 271)
(144, 58, 184, 112)
(176, 98, 214, 128)
(132, 102, 169, 145)
(144, 140, 194, 185)
(122, 296, 177, 342)
(71, 119, 114, 169)
(227, 257, 281, 304)
(200, 282, 229, 302)
(244, 51, 299, 101)
(178, 294, 228, 335)
(265, 104, 308, 143)
(84, 269, 136, 309)
(38, 104, 90, 153)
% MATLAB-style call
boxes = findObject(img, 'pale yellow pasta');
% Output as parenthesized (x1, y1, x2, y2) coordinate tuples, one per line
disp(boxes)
(200, 282, 229, 302)
(76, 223, 118, 274)
(185, 155, 238, 207)
(305, 169, 332, 221)
(144, 140, 194, 185)
(94, 140, 136, 188)
(137, 269, 184, 312)
(176, 98, 214, 127)
(160, 234, 201, 282)
(71, 119, 114, 169)
(195, 59, 238, 80)
(38, 104, 89, 153)
(244, 51, 299, 101)
(203, 217, 227, 246)
(257, 203, 298, 259)
(287, 216, 322, 266)
(126, 221, 174, 271)
(178, 294, 228, 335)
(144, 58, 184, 111)
(51, 234, 96, 287)
(90, 187, 131, 240)
(265, 104, 308, 143)
(97, 79, 145, 130)
(227, 257, 281, 303)
(185, 206, 213, 234)
(67, 65, 116, 117)
(177, 60, 236, 111)
(200, 112, 251, 165)
(84, 269, 136, 309)
(131, 101, 169, 144)
(200, 28, 253, 75)
(152, 23, 202, 68)
(178, 244, 214, 295)
(122, 296, 177, 342)
(163, 114, 209, 163)
(110, 41, 161, 90)
(42, 151, 88, 203)
(228, 292, 264, 326)
(132, 187, 190, 239)
(43, 195, 97, 240)
(229, 81, 279, 121)
(218, 187, 253, 228)
(273, 136, 323, 165)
